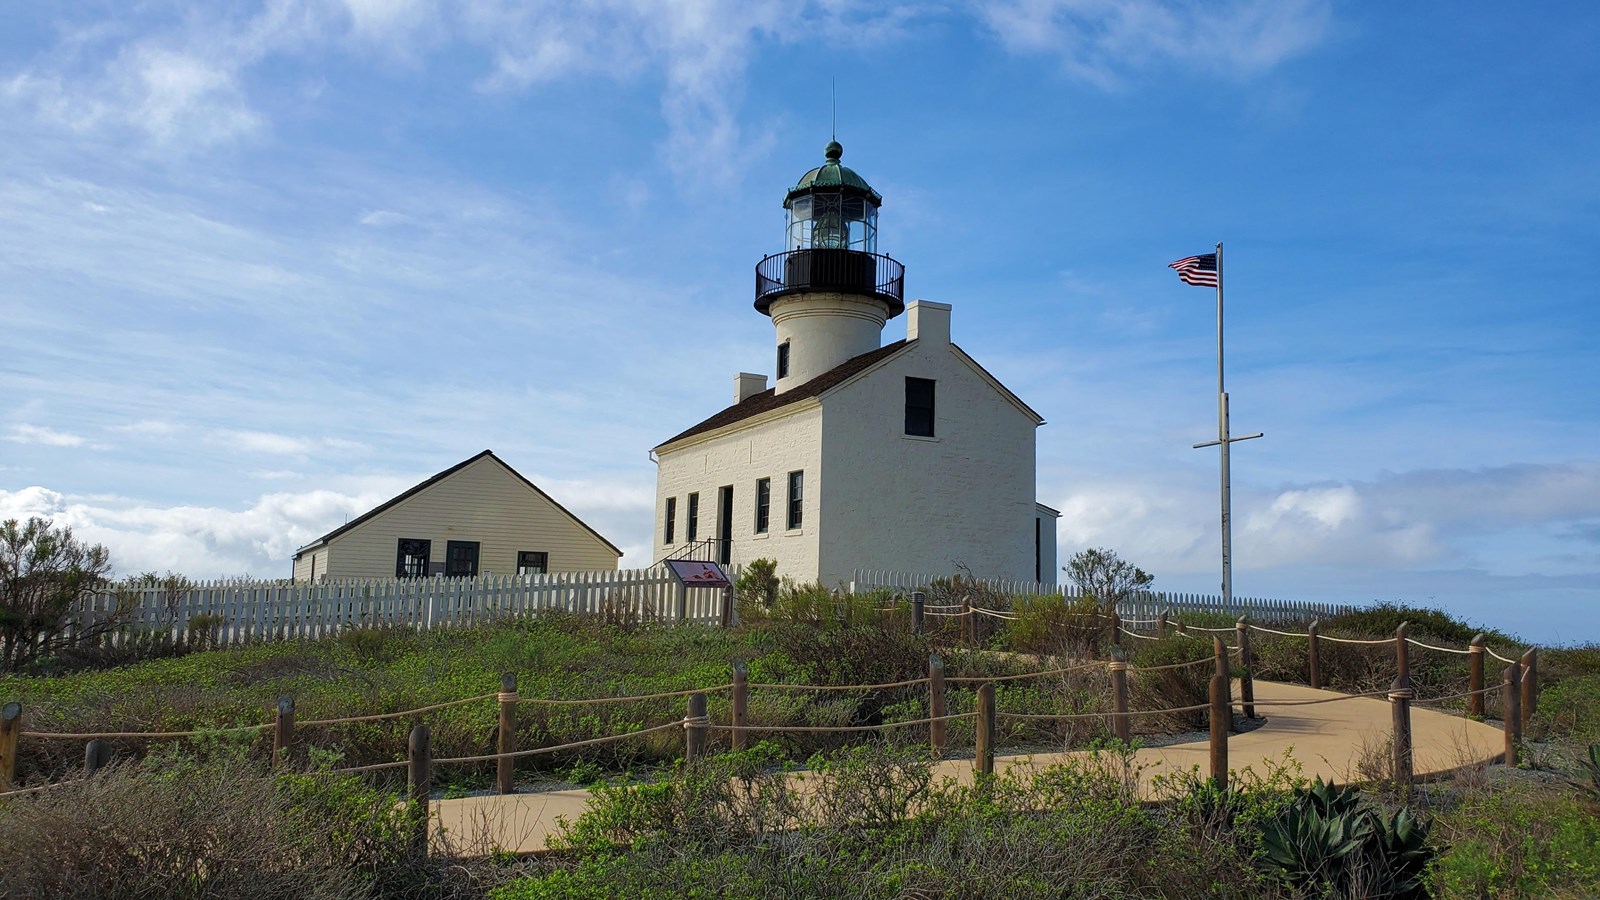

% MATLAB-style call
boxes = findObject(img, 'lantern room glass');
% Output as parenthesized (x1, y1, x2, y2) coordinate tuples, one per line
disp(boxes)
(785, 193, 878, 253)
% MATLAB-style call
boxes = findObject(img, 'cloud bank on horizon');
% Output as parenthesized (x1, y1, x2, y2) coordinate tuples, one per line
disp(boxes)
(2, 1, 1596, 642)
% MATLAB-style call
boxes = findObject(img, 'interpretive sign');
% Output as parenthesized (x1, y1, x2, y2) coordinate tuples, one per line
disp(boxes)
(665, 559, 731, 589)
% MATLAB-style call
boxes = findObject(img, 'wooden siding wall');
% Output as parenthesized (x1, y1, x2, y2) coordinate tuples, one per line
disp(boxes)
(318, 457, 619, 580)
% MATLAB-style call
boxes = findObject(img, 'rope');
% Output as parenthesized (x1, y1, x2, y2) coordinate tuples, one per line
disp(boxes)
(709, 712, 977, 734)
(331, 759, 412, 775)
(1413, 685, 1498, 704)
(516, 684, 734, 705)
(431, 720, 686, 767)
(1118, 617, 1160, 626)
(1126, 702, 1213, 716)
(1318, 635, 1393, 646)
(1249, 624, 1309, 637)
(748, 676, 928, 692)
(1118, 627, 1159, 641)
(22, 723, 272, 740)
(997, 700, 1211, 722)
(971, 606, 1020, 621)
(945, 660, 1108, 684)
(1404, 638, 1470, 655)
(0, 780, 80, 799)
(1129, 656, 1217, 673)
(1177, 624, 1235, 633)
(1486, 648, 1519, 665)
(1247, 690, 1392, 707)
(299, 693, 498, 727)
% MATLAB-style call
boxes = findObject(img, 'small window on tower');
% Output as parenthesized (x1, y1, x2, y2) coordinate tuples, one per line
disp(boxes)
(905, 377, 936, 437)
(777, 341, 790, 379)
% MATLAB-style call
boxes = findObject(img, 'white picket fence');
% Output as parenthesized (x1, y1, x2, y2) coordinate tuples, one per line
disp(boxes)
(849, 568, 1352, 624)
(73, 566, 740, 649)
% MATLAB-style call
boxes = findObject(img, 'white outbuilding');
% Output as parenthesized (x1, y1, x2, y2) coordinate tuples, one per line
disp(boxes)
(652, 141, 1058, 587)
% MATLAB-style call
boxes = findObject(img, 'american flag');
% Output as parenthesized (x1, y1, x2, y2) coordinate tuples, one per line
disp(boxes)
(1168, 253, 1219, 287)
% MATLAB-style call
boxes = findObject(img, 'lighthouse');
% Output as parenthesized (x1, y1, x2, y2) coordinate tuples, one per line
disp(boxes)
(756, 141, 905, 393)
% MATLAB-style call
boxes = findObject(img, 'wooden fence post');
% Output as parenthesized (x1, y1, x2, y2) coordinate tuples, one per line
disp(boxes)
(962, 597, 974, 645)
(928, 654, 947, 756)
(1307, 620, 1322, 690)
(1213, 638, 1232, 734)
(1156, 611, 1169, 638)
(1, 701, 23, 792)
(1109, 654, 1131, 744)
(497, 673, 518, 795)
(84, 739, 111, 777)
(685, 693, 708, 763)
(731, 661, 749, 752)
(676, 581, 688, 624)
(407, 725, 431, 860)
(1520, 648, 1538, 731)
(1503, 662, 1521, 766)
(1209, 640, 1229, 791)
(1110, 611, 1122, 648)
(1390, 676, 1414, 788)
(975, 683, 995, 777)
(912, 591, 925, 634)
(719, 585, 734, 629)
(1175, 617, 1188, 637)
(1235, 617, 1255, 719)
(273, 695, 295, 768)
(1467, 635, 1485, 717)
(1394, 622, 1410, 683)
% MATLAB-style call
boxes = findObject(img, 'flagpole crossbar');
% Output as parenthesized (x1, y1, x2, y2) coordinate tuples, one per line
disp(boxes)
(1192, 433, 1264, 450)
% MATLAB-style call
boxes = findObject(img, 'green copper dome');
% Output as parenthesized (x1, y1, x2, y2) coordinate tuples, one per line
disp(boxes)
(785, 141, 883, 206)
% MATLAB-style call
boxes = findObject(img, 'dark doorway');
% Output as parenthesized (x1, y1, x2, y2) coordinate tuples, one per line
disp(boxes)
(717, 485, 734, 565)
(445, 540, 480, 577)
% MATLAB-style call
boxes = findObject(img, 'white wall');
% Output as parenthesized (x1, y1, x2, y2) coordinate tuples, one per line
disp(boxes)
(1034, 506, 1059, 583)
(769, 292, 890, 392)
(818, 339, 1040, 586)
(312, 456, 620, 579)
(652, 404, 824, 583)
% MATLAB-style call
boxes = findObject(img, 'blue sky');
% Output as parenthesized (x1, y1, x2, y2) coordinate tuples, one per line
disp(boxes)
(2, 1, 1596, 643)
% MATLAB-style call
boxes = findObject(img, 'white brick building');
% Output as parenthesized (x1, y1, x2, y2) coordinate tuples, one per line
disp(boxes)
(651, 141, 1057, 587)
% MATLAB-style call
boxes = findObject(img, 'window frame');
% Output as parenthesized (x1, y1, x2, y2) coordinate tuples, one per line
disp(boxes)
(687, 492, 700, 542)
(395, 538, 431, 579)
(517, 551, 549, 576)
(664, 497, 677, 545)
(444, 540, 480, 578)
(905, 376, 936, 437)
(777, 341, 790, 379)
(755, 477, 771, 534)
(786, 470, 804, 530)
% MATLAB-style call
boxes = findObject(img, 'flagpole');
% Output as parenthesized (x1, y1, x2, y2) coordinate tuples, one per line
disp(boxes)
(1216, 241, 1232, 613)
(1187, 242, 1260, 613)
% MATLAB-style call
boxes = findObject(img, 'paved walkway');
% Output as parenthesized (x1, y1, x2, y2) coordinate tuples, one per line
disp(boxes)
(432, 680, 1503, 854)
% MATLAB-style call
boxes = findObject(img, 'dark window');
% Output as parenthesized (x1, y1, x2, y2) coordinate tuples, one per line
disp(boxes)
(664, 497, 676, 545)
(777, 341, 790, 379)
(786, 471, 803, 530)
(906, 377, 936, 437)
(1034, 518, 1042, 582)
(687, 492, 700, 541)
(755, 477, 771, 533)
(395, 538, 431, 578)
(717, 486, 733, 566)
(445, 540, 480, 577)
(517, 551, 548, 575)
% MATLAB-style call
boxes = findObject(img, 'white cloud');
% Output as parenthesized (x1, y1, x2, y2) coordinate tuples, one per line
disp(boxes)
(5, 424, 87, 447)
(979, 0, 1332, 87)
(208, 429, 369, 457)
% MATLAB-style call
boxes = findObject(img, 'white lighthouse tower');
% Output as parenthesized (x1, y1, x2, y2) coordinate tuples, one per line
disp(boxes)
(755, 141, 905, 393)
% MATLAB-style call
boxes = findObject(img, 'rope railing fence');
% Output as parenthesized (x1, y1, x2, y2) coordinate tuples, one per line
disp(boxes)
(0, 605, 1538, 843)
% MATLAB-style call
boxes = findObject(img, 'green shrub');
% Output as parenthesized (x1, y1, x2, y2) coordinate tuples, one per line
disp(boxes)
(733, 558, 779, 609)
(1003, 592, 1106, 656)
(1535, 674, 1600, 745)
(1430, 784, 1600, 898)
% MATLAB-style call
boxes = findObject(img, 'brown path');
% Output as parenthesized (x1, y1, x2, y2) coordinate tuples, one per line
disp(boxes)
(432, 680, 1503, 854)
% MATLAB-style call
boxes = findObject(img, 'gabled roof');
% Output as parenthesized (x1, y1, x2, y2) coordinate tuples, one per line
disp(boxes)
(293, 450, 622, 557)
(654, 340, 911, 449)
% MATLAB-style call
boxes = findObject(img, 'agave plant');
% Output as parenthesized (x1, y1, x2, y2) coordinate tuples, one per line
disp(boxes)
(1258, 800, 1368, 891)
(1576, 743, 1600, 800)
(1258, 781, 1439, 899)
(1361, 807, 1434, 900)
